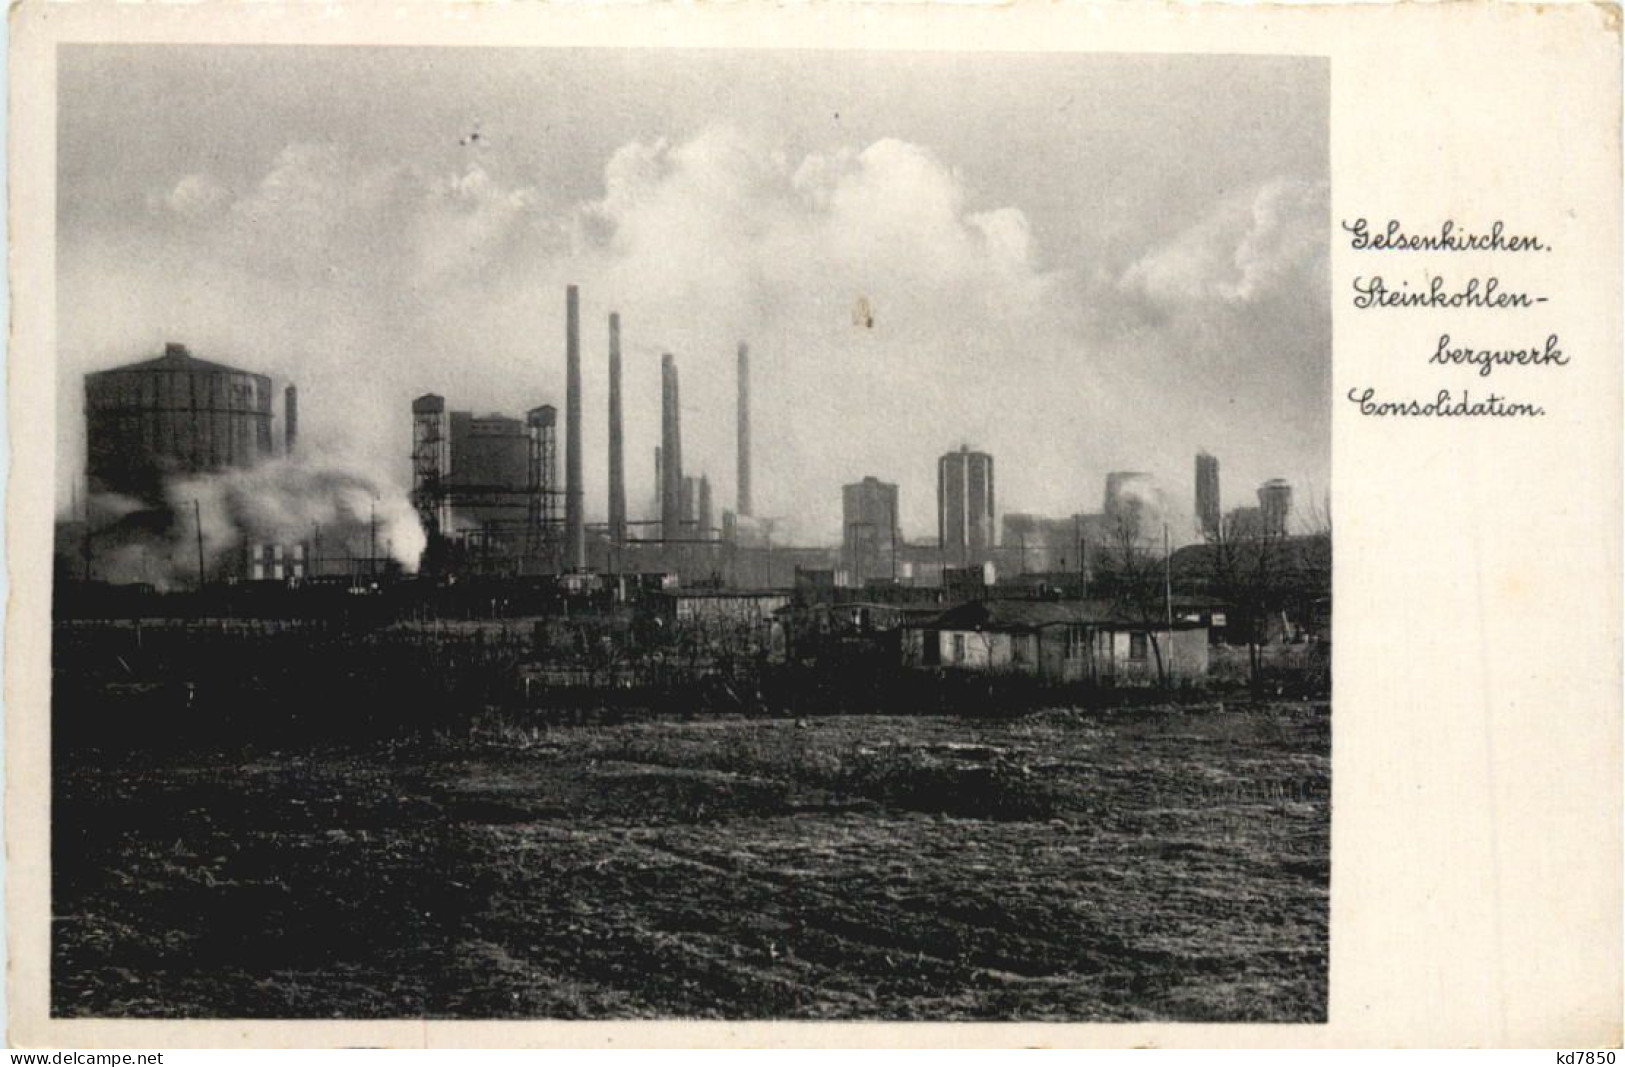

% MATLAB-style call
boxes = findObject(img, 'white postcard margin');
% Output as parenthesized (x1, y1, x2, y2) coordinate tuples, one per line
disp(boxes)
(7, 0, 1621, 1049)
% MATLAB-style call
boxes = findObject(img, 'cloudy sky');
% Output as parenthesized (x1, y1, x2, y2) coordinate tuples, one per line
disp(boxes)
(58, 45, 1328, 544)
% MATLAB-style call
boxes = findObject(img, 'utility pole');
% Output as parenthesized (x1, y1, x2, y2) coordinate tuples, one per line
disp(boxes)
(1162, 523, 1175, 688)
(193, 499, 207, 591)
(370, 498, 379, 578)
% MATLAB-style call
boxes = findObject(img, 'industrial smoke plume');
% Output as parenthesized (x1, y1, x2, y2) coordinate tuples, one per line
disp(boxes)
(176, 457, 426, 572)
(87, 457, 425, 588)
(1110, 477, 1169, 541)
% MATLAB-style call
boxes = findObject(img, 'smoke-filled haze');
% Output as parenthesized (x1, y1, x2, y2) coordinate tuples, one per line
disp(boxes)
(58, 46, 1329, 545)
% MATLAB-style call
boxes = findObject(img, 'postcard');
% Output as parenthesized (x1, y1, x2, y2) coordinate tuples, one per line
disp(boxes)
(7, 0, 1620, 1049)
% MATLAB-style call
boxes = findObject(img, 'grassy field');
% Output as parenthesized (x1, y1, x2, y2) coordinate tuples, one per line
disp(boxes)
(53, 703, 1329, 1021)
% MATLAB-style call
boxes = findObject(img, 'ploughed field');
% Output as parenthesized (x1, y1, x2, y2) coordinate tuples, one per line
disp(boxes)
(54, 704, 1329, 1021)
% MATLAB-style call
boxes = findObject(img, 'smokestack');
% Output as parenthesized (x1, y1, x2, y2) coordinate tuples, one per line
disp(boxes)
(698, 474, 713, 542)
(564, 285, 586, 571)
(737, 341, 752, 517)
(607, 312, 626, 545)
(661, 354, 682, 543)
(284, 385, 298, 455)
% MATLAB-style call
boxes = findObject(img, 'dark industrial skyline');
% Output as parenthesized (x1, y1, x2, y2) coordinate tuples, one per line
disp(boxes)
(56, 47, 1328, 544)
(80, 330, 1310, 576)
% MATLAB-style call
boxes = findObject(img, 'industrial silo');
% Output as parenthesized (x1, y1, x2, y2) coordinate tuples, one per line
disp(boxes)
(84, 342, 275, 503)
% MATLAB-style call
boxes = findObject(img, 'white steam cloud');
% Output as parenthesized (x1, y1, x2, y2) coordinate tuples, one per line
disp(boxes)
(81, 456, 423, 589)
(172, 455, 425, 571)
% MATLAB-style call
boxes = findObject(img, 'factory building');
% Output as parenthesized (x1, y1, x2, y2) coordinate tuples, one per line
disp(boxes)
(407, 289, 748, 582)
(938, 445, 995, 565)
(1258, 479, 1294, 537)
(412, 394, 560, 573)
(1213, 481, 1293, 542)
(85, 342, 282, 503)
(446, 412, 531, 525)
(842, 476, 900, 585)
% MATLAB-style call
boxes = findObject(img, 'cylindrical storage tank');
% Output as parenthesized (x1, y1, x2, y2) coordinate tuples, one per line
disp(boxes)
(84, 342, 274, 503)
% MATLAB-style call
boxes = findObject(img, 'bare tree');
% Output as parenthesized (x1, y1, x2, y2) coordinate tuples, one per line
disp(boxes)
(1293, 489, 1332, 651)
(1098, 513, 1170, 688)
(1298, 490, 1333, 579)
(1200, 507, 1289, 695)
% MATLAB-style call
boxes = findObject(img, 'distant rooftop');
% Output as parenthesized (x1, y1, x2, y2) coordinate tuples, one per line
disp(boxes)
(91, 342, 263, 379)
(924, 598, 1150, 631)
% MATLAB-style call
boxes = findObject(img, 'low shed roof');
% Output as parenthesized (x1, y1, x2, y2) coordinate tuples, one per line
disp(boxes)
(918, 598, 1207, 633)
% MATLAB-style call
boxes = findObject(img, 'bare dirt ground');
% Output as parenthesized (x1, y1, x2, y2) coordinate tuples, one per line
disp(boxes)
(53, 703, 1329, 1021)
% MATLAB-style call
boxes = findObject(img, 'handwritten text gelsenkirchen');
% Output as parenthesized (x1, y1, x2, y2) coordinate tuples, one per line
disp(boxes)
(1341, 217, 1549, 253)
(1343, 218, 1561, 419)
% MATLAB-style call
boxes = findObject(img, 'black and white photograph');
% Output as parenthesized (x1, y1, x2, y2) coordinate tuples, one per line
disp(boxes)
(49, 44, 1332, 1023)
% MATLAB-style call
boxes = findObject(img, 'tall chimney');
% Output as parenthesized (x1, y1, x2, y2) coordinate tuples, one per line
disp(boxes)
(284, 384, 298, 455)
(607, 312, 626, 545)
(698, 474, 713, 542)
(564, 285, 586, 571)
(681, 476, 697, 532)
(661, 354, 682, 543)
(737, 341, 752, 517)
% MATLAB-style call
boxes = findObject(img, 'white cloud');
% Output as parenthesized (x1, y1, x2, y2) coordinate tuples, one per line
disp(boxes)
(571, 128, 1052, 327)
(1118, 177, 1327, 308)
(408, 164, 539, 287)
(60, 130, 1327, 545)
